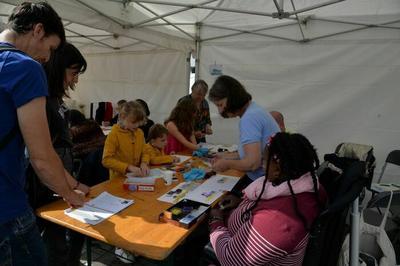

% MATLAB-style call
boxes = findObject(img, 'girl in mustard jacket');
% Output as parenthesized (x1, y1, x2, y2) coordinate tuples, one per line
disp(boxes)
(102, 101, 149, 179)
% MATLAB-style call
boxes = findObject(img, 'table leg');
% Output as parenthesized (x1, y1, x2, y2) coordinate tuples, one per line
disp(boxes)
(86, 237, 92, 266)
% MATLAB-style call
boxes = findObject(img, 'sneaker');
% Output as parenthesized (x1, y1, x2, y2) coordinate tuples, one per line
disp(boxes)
(114, 247, 136, 263)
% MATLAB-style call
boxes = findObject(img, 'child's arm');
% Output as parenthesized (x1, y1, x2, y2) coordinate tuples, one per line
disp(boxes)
(102, 130, 129, 174)
(143, 143, 174, 165)
(141, 144, 151, 165)
(150, 155, 174, 165)
(166, 122, 198, 150)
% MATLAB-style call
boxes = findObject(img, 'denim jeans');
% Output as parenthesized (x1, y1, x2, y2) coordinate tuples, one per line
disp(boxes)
(0, 210, 47, 266)
(39, 219, 84, 266)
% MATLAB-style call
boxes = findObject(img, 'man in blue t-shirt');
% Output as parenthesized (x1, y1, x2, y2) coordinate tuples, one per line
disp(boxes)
(0, 2, 85, 265)
(209, 75, 280, 188)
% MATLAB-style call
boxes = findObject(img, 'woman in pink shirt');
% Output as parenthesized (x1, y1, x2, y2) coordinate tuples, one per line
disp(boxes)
(164, 98, 198, 154)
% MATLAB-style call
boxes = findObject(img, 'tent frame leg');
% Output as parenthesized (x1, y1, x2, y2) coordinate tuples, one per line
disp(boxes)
(349, 197, 360, 266)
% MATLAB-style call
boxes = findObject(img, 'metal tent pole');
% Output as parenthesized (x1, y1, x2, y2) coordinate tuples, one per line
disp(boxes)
(186, 51, 192, 93)
(349, 197, 360, 266)
(130, 0, 274, 18)
(195, 23, 201, 80)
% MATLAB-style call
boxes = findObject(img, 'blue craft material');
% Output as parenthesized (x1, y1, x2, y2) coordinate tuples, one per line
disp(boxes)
(192, 147, 209, 157)
(183, 168, 206, 181)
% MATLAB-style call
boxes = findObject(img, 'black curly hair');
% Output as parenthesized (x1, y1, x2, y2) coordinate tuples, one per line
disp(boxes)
(241, 132, 322, 230)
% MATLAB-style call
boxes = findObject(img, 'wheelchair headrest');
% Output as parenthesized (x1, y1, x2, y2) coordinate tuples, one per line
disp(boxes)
(335, 142, 373, 162)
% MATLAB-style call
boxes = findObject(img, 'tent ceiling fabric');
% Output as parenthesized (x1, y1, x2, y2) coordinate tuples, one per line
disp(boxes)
(1, 0, 400, 173)
(1, 0, 399, 53)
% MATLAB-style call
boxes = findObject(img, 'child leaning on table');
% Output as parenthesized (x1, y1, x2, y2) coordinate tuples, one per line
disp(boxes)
(102, 101, 150, 179)
(142, 124, 180, 165)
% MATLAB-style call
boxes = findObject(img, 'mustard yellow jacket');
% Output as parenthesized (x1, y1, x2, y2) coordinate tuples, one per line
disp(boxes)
(142, 143, 174, 165)
(102, 124, 145, 179)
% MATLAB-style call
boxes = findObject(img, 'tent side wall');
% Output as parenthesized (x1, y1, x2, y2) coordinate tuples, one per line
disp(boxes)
(69, 50, 188, 124)
(200, 28, 400, 178)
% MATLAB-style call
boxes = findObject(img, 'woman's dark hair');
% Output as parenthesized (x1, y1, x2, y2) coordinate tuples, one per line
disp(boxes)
(147, 123, 168, 142)
(165, 98, 196, 137)
(44, 42, 87, 99)
(135, 99, 150, 117)
(241, 132, 321, 231)
(68, 109, 87, 127)
(8, 2, 65, 46)
(209, 75, 252, 116)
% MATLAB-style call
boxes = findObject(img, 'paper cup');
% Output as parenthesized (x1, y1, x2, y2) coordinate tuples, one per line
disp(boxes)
(163, 170, 173, 186)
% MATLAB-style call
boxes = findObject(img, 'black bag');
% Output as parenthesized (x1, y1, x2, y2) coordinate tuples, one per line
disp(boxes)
(25, 134, 61, 209)
(25, 164, 57, 209)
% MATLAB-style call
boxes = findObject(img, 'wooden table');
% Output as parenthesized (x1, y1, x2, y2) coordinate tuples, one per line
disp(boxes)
(36, 168, 242, 264)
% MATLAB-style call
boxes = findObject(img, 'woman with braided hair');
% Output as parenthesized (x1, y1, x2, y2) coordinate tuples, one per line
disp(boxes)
(208, 132, 327, 266)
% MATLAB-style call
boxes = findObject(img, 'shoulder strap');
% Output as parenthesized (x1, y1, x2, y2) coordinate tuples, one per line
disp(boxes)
(0, 45, 21, 151)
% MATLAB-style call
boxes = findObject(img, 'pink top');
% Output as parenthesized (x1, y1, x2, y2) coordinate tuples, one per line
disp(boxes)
(209, 173, 327, 266)
(164, 134, 186, 155)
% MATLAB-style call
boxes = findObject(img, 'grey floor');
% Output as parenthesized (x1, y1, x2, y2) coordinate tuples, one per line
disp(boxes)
(79, 241, 134, 266)
(79, 240, 165, 266)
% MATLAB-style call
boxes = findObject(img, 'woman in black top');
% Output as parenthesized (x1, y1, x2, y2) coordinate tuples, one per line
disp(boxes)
(41, 42, 90, 266)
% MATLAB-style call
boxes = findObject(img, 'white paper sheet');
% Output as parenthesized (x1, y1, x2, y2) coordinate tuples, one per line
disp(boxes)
(158, 174, 239, 205)
(157, 181, 200, 204)
(185, 175, 239, 205)
(65, 192, 134, 225)
(126, 168, 164, 179)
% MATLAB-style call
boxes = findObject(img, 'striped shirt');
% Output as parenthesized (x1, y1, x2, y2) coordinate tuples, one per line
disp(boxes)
(210, 192, 324, 266)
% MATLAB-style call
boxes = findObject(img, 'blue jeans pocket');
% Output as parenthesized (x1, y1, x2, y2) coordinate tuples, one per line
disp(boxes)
(3, 210, 47, 266)
(0, 236, 12, 266)
(13, 211, 36, 235)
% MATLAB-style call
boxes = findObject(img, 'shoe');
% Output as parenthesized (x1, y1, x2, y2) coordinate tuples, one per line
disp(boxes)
(114, 247, 135, 263)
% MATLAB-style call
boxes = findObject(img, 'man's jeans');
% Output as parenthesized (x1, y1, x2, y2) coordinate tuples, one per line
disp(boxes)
(0, 210, 47, 266)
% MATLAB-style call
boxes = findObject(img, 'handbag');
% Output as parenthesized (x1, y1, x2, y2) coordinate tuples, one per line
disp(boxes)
(338, 191, 396, 266)
(25, 134, 62, 209)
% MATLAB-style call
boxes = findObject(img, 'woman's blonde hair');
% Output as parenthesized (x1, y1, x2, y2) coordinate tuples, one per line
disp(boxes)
(120, 101, 146, 123)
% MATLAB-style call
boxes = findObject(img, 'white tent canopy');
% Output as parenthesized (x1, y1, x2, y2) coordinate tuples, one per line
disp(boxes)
(1, 0, 400, 178)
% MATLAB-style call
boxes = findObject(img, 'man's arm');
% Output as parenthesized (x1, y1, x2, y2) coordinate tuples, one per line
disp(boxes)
(17, 97, 84, 206)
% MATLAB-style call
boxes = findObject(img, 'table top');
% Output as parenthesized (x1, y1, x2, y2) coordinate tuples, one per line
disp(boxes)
(36, 168, 242, 260)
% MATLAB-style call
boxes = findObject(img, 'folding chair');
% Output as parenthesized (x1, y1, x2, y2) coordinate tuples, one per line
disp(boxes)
(376, 150, 400, 183)
(367, 191, 400, 263)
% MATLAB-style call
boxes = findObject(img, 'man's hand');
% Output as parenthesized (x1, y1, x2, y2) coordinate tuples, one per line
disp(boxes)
(75, 182, 90, 195)
(64, 190, 85, 208)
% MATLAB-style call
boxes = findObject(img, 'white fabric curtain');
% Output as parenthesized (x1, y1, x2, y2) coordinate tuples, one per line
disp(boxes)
(69, 50, 188, 124)
(200, 28, 400, 174)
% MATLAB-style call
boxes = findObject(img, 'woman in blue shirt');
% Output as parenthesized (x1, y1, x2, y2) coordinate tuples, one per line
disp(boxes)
(209, 75, 280, 191)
